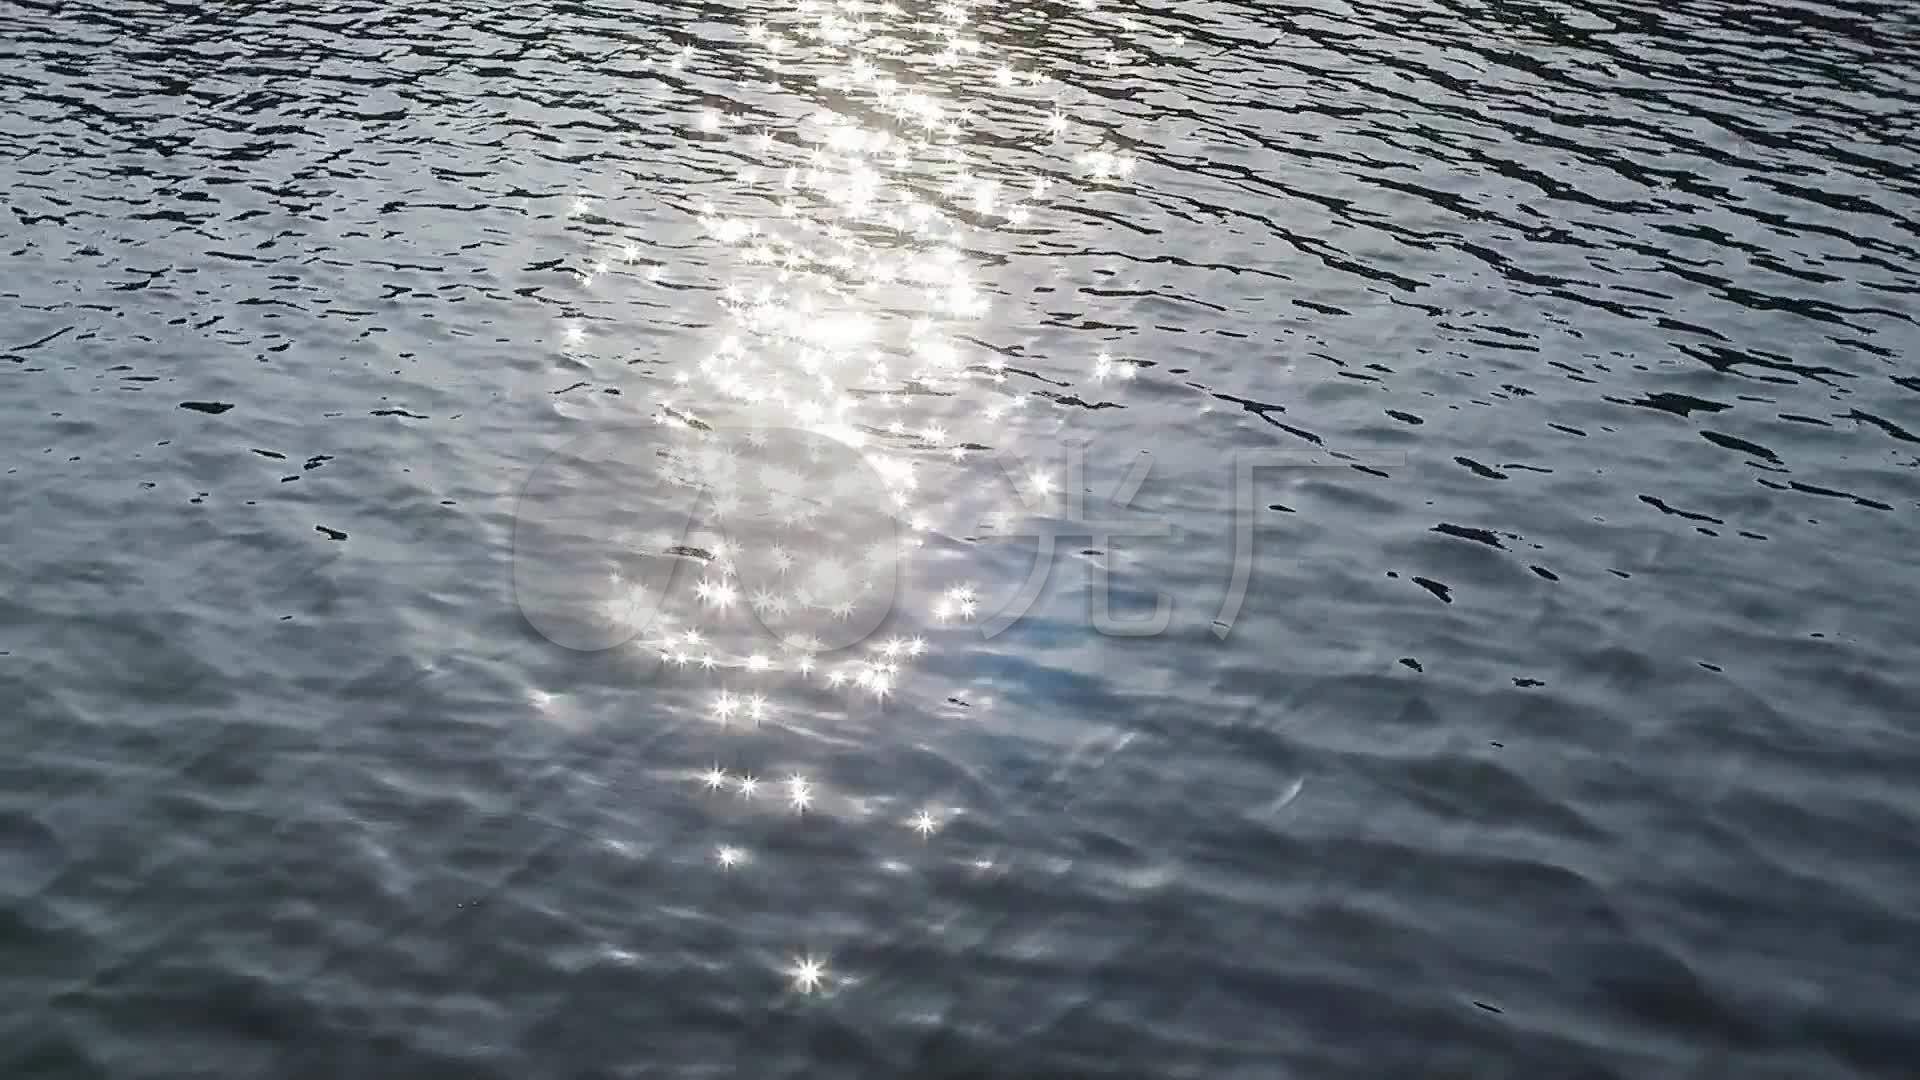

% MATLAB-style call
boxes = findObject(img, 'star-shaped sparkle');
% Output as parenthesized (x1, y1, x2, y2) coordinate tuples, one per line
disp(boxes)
(909, 808, 939, 837)
(786, 774, 814, 813)
(787, 954, 828, 994)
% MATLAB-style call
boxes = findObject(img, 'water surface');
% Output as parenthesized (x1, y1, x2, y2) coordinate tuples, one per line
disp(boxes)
(4, 0, 1919, 1076)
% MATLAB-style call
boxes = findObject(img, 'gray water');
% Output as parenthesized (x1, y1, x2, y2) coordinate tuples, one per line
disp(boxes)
(4, 0, 1920, 1076)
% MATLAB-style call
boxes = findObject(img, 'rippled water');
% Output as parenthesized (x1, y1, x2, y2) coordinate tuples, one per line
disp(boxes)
(5, 0, 1920, 1075)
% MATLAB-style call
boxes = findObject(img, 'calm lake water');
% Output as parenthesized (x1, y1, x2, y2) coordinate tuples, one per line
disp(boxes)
(4, 0, 1919, 1076)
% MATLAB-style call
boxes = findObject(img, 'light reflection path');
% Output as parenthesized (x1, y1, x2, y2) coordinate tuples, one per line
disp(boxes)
(564, 0, 1157, 999)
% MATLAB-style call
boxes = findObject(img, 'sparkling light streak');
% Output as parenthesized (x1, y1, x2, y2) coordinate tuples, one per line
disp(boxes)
(561, 0, 1152, 999)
